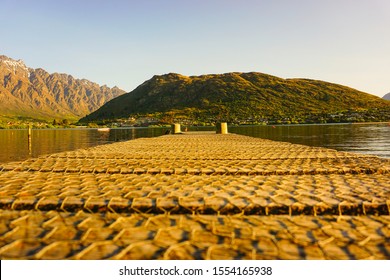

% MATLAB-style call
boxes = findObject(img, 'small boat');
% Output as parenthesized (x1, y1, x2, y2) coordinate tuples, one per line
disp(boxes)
(97, 127, 110, 132)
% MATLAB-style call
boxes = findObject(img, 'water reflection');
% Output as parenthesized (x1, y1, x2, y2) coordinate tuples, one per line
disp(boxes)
(0, 124, 389, 163)
(0, 127, 167, 163)
(229, 123, 390, 158)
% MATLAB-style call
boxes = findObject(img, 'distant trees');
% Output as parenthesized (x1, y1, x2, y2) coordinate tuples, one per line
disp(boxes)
(52, 119, 71, 127)
(87, 122, 99, 128)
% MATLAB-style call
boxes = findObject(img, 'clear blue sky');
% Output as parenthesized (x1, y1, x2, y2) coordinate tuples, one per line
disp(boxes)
(1, 0, 389, 97)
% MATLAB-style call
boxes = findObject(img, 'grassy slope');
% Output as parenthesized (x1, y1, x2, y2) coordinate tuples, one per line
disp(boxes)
(82, 72, 390, 121)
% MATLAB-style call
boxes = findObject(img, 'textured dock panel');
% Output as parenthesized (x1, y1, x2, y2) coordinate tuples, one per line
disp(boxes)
(0, 132, 389, 259)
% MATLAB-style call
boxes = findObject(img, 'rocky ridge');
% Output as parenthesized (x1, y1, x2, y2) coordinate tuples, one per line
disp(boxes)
(0, 55, 125, 120)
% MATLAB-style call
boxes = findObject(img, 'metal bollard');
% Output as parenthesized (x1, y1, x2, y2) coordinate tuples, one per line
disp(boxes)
(173, 123, 181, 134)
(216, 122, 228, 134)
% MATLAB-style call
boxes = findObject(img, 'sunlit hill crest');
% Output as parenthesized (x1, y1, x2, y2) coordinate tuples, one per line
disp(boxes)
(82, 72, 390, 123)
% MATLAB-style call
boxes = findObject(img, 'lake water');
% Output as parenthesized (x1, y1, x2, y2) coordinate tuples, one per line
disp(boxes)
(0, 127, 168, 163)
(229, 123, 390, 158)
(0, 123, 389, 163)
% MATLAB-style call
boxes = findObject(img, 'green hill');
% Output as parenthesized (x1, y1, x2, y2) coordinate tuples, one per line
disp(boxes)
(81, 72, 390, 124)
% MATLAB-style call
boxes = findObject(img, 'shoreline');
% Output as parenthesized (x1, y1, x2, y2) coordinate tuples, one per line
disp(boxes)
(1, 121, 389, 130)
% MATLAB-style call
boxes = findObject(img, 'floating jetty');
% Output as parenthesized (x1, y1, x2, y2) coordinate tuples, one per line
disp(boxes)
(0, 132, 389, 259)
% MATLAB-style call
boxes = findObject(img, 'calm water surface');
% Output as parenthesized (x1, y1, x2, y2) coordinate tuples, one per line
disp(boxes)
(230, 123, 390, 158)
(0, 127, 168, 163)
(0, 123, 389, 163)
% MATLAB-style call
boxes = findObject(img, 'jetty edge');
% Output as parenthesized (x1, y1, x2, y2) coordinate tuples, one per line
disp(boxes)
(0, 131, 389, 260)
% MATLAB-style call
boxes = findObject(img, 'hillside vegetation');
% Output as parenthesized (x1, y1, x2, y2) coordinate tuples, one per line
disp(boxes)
(81, 72, 390, 124)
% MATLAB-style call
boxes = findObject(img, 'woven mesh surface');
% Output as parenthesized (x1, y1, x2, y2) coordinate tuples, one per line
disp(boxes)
(0, 210, 389, 260)
(0, 132, 389, 259)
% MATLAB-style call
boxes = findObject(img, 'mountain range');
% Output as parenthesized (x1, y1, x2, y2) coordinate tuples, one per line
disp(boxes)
(0, 55, 125, 121)
(1, 55, 389, 124)
(81, 72, 390, 123)
(383, 93, 390, 101)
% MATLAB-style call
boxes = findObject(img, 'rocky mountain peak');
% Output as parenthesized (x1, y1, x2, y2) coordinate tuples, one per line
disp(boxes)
(0, 55, 30, 77)
(0, 54, 126, 120)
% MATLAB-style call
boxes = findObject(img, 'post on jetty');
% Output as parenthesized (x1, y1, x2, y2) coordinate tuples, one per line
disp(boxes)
(172, 123, 181, 134)
(28, 125, 32, 156)
(216, 122, 228, 134)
